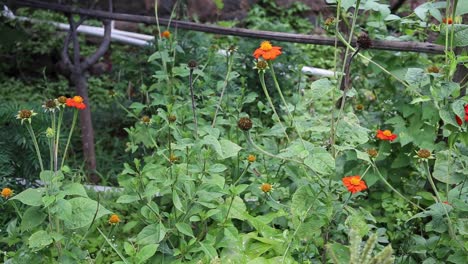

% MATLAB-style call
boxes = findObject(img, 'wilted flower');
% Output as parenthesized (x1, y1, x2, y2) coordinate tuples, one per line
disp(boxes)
(169, 153, 178, 163)
(140, 115, 152, 125)
(260, 183, 272, 193)
(168, 114, 177, 123)
(188, 60, 198, 69)
(357, 32, 372, 49)
(108, 214, 121, 224)
(367, 148, 378, 158)
(342, 176, 367, 194)
(253, 41, 282, 60)
(16, 109, 37, 124)
(355, 104, 364, 111)
(1, 187, 13, 199)
(427, 65, 440, 74)
(238, 117, 253, 131)
(324, 17, 335, 26)
(42, 99, 58, 112)
(376, 129, 397, 141)
(254, 60, 269, 73)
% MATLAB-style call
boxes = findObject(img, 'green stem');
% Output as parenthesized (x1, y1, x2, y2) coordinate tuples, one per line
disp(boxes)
(258, 71, 290, 141)
(268, 61, 304, 145)
(212, 52, 234, 127)
(61, 109, 78, 169)
(55, 110, 64, 172)
(189, 69, 198, 139)
(244, 131, 298, 163)
(372, 163, 423, 211)
(26, 122, 44, 171)
(232, 163, 251, 186)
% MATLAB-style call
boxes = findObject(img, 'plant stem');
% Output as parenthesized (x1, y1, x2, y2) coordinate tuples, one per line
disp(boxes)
(61, 109, 78, 169)
(268, 61, 304, 145)
(372, 163, 423, 211)
(258, 71, 290, 141)
(212, 52, 234, 127)
(55, 110, 64, 172)
(189, 69, 198, 138)
(26, 122, 44, 171)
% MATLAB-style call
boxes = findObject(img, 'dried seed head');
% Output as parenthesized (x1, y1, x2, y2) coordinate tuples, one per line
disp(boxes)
(427, 66, 440, 73)
(168, 114, 177, 123)
(357, 32, 372, 49)
(417, 149, 431, 159)
(56, 96, 67, 106)
(169, 153, 178, 163)
(141, 115, 151, 125)
(355, 104, 364, 111)
(367, 148, 378, 158)
(188, 60, 198, 69)
(18, 109, 33, 119)
(324, 17, 335, 26)
(238, 117, 253, 131)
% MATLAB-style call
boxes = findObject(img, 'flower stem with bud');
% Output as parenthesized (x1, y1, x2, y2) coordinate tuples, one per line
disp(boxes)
(26, 122, 44, 171)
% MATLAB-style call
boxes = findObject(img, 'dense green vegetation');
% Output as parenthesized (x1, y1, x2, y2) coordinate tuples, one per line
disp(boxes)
(1, 1, 467, 263)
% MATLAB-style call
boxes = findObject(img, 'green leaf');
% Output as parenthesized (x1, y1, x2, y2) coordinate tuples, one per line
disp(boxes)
(50, 198, 72, 221)
(405, 68, 428, 87)
(172, 191, 184, 212)
(136, 223, 166, 245)
(309, 78, 334, 99)
(456, 0, 468, 15)
(433, 150, 466, 184)
(20, 206, 47, 232)
(336, 118, 369, 145)
(117, 194, 140, 204)
(175, 223, 195, 238)
(10, 188, 44, 206)
(135, 244, 158, 264)
(202, 135, 242, 159)
(28, 230, 53, 250)
(62, 183, 88, 197)
(65, 197, 111, 229)
(304, 150, 335, 175)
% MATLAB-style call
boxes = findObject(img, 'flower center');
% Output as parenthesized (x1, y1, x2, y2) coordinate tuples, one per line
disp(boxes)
(350, 177, 361, 185)
(383, 130, 392, 136)
(260, 41, 273, 51)
(72, 96, 84, 104)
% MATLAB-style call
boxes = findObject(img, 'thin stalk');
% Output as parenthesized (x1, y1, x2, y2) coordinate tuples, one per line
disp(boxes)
(61, 109, 78, 169)
(336, 32, 411, 89)
(55, 109, 64, 172)
(97, 227, 129, 264)
(268, 61, 304, 145)
(372, 163, 423, 211)
(189, 68, 198, 138)
(26, 122, 44, 171)
(444, 0, 451, 66)
(244, 131, 298, 163)
(212, 52, 234, 127)
(258, 71, 290, 141)
(330, 0, 342, 159)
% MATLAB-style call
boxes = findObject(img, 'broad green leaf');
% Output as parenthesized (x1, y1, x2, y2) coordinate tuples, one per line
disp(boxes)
(172, 191, 184, 212)
(20, 206, 47, 232)
(456, 0, 468, 15)
(433, 150, 465, 184)
(135, 244, 158, 264)
(175, 223, 195, 238)
(336, 119, 369, 145)
(65, 197, 111, 229)
(304, 150, 335, 175)
(10, 188, 44, 206)
(50, 198, 72, 222)
(62, 183, 88, 197)
(405, 68, 428, 87)
(117, 194, 140, 204)
(203, 135, 242, 159)
(28, 230, 53, 250)
(136, 223, 166, 245)
(309, 78, 334, 99)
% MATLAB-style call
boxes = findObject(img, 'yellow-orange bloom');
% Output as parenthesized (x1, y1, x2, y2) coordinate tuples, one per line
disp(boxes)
(253, 41, 282, 60)
(161, 30, 171, 38)
(376, 129, 397, 141)
(342, 176, 367, 194)
(260, 183, 272, 193)
(66, 96, 86, 110)
(108, 214, 121, 224)
(247, 155, 256, 163)
(1, 188, 13, 199)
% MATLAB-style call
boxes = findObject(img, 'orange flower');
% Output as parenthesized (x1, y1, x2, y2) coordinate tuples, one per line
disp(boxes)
(1, 188, 13, 199)
(442, 17, 453, 24)
(161, 30, 171, 39)
(376, 129, 397, 141)
(260, 183, 272, 193)
(66, 96, 86, 110)
(253, 41, 282, 60)
(342, 176, 367, 194)
(108, 214, 121, 224)
(247, 154, 256, 163)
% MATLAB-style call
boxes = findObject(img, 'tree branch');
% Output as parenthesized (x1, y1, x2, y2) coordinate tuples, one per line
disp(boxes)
(15, 0, 445, 54)
(80, 0, 112, 71)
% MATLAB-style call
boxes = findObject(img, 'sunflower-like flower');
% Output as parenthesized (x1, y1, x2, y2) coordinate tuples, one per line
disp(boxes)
(253, 41, 282, 61)
(1, 187, 13, 199)
(42, 99, 59, 113)
(260, 183, 272, 193)
(161, 30, 171, 39)
(108, 214, 121, 225)
(66, 96, 86, 110)
(342, 176, 367, 194)
(247, 154, 256, 163)
(376, 129, 397, 141)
